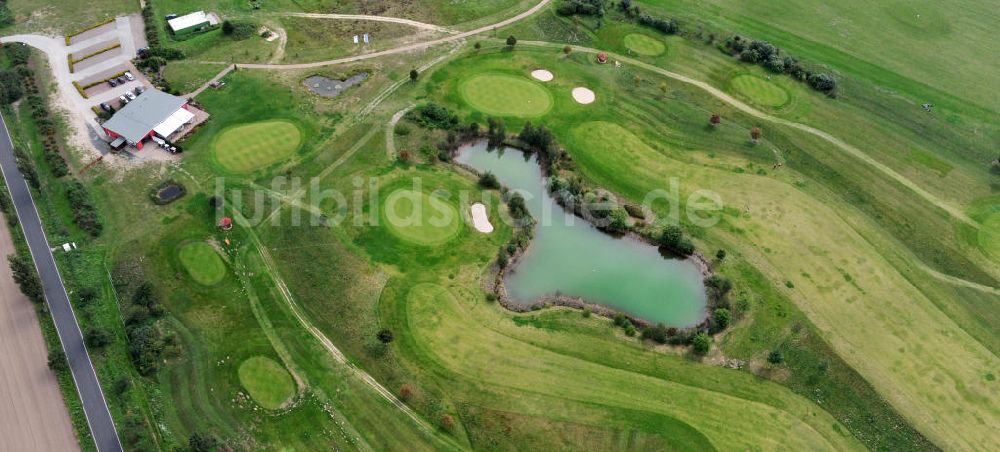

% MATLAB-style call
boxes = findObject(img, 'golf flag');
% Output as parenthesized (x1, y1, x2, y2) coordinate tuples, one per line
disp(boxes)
(363, 33, 369, 44)
(353, 35, 359, 44)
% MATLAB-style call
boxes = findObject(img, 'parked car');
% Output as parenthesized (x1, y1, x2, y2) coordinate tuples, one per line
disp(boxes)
(99, 103, 112, 112)
(107, 78, 118, 87)
(117, 76, 127, 84)
(119, 95, 129, 104)
(123, 71, 134, 81)
(124, 91, 136, 101)
(134, 86, 144, 95)
(136, 47, 148, 58)
(165, 13, 178, 20)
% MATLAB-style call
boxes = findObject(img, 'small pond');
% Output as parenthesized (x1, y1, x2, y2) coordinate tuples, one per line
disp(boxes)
(154, 184, 185, 204)
(457, 142, 707, 326)
(303, 73, 369, 98)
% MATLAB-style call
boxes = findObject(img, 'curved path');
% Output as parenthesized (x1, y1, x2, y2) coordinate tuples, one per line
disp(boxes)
(280, 12, 458, 34)
(237, 0, 551, 70)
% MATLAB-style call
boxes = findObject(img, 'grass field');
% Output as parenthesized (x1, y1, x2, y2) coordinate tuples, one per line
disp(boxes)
(728, 74, 789, 107)
(212, 120, 303, 173)
(3, 0, 134, 34)
(623, 33, 666, 56)
(178, 241, 227, 285)
(382, 188, 464, 246)
(459, 73, 553, 117)
(237, 356, 296, 410)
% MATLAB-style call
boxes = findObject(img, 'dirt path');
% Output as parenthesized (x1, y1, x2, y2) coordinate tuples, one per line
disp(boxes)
(386, 105, 414, 160)
(0, 213, 79, 452)
(279, 13, 458, 34)
(268, 25, 287, 64)
(228, 208, 460, 450)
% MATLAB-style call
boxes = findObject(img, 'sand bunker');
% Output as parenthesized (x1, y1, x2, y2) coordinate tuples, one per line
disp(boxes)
(470, 203, 494, 233)
(530, 69, 554, 82)
(572, 87, 596, 104)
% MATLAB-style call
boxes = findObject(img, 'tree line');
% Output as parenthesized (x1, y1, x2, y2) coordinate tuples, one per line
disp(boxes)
(722, 36, 837, 95)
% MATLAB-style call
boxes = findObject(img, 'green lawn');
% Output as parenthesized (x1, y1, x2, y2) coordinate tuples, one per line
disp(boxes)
(623, 33, 666, 56)
(459, 73, 554, 117)
(3, 0, 134, 34)
(382, 188, 464, 246)
(212, 120, 303, 173)
(178, 241, 227, 285)
(728, 74, 789, 107)
(237, 356, 296, 410)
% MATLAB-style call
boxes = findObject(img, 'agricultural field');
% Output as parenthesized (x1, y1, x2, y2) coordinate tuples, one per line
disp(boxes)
(1, 0, 998, 450)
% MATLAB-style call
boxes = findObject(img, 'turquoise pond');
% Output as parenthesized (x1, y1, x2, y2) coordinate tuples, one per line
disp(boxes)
(457, 142, 707, 326)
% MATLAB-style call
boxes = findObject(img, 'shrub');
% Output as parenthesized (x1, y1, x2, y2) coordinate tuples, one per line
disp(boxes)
(409, 69, 418, 81)
(222, 20, 257, 40)
(48, 349, 68, 372)
(377, 328, 394, 344)
(767, 349, 784, 364)
(506, 193, 529, 219)
(406, 102, 459, 129)
(641, 323, 670, 344)
(86, 327, 112, 348)
(637, 14, 678, 35)
(4, 43, 30, 66)
(691, 332, 711, 355)
(807, 73, 837, 93)
(66, 181, 102, 236)
(0, 69, 23, 103)
(189, 432, 219, 452)
(399, 384, 413, 400)
(506, 35, 517, 47)
(712, 308, 731, 331)
(478, 172, 500, 189)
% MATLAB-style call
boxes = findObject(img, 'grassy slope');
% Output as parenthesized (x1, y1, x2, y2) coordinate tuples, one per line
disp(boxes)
(441, 41, 997, 448)
(637, 0, 1000, 113)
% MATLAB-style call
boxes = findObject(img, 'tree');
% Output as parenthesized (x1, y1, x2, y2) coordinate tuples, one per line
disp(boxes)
(9, 255, 44, 304)
(691, 332, 711, 355)
(78, 286, 99, 304)
(750, 127, 762, 144)
(409, 69, 419, 81)
(506, 35, 517, 48)
(474, 41, 482, 51)
(709, 113, 721, 127)
(767, 349, 784, 364)
(613, 312, 628, 327)
(48, 349, 68, 372)
(221, 20, 257, 40)
(0, 69, 24, 104)
(607, 207, 629, 232)
(659, 82, 668, 96)
(398, 150, 411, 164)
(377, 328, 394, 344)
(715, 249, 726, 261)
(660, 225, 683, 247)
(189, 432, 219, 452)
(712, 308, 731, 330)
(563, 45, 572, 55)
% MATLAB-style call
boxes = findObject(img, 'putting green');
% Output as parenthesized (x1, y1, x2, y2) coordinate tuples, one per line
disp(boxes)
(178, 242, 226, 286)
(459, 74, 553, 117)
(623, 34, 666, 56)
(238, 356, 295, 410)
(978, 213, 1000, 260)
(382, 189, 462, 246)
(729, 75, 789, 107)
(213, 120, 302, 173)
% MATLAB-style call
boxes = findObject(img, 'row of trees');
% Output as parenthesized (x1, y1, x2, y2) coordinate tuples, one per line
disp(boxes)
(555, 0, 605, 17)
(66, 181, 103, 236)
(723, 36, 838, 95)
(0, 0, 13, 27)
(222, 20, 258, 40)
(138, 0, 185, 72)
(620, 0, 679, 35)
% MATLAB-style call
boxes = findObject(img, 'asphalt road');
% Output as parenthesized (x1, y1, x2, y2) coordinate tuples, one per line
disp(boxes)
(0, 114, 122, 451)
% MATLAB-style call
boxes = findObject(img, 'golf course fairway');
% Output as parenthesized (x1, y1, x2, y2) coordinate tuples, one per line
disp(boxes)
(459, 73, 553, 117)
(178, 242, 227, 286)
(238, 356, 295, 410)
(213, 120, 302, 173)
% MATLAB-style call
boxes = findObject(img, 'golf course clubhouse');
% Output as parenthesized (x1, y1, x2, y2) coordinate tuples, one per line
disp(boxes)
(102, 89, 193, 150)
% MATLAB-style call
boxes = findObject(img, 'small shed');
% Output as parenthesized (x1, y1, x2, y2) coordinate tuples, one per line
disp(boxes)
(168, 11, 215, 35)
(218, 216, 233, 230)
(597, 52, 608, 64)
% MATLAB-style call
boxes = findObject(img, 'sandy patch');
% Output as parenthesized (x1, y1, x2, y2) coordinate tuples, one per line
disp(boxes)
(530, 69, 554, 82)
(470, 203, 494, 233)
(572, 87, 596, 104)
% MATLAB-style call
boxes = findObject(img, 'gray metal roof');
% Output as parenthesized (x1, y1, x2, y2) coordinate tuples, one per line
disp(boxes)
(102, 89, 186, 144)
